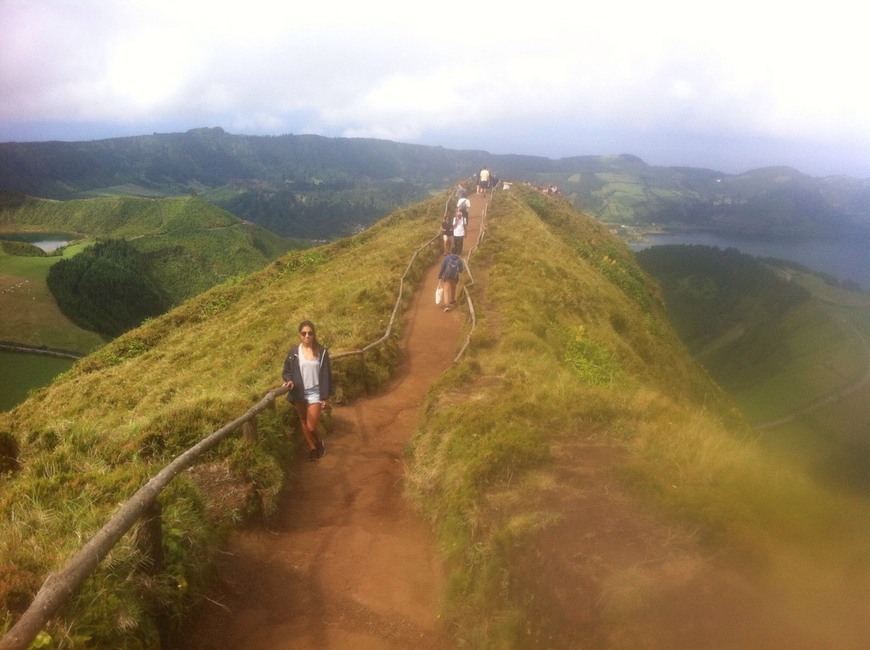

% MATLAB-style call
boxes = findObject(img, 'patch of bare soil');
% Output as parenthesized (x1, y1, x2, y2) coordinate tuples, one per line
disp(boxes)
(181, 197, 481, 649)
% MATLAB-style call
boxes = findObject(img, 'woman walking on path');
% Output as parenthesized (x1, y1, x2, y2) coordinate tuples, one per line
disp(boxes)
(282, 320, 332, 461)
(186, 200, 477, 649)
(439, 211, 454, 255)
(451, 208, 466, 255)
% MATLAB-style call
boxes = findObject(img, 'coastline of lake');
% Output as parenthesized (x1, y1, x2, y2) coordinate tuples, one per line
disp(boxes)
(0, 231, 77, 252)
(628, 231, 870, 291)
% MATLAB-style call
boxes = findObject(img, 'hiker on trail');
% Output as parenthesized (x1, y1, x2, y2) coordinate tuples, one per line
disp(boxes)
(456, 193, 471, 226)
(440, 211, 454, 255)
(477, 167, 490, 195)
(438, 253, 464, 312)
(282, 320, 332, 461)
(452, 208, 466, 255)
(455, 184, 467, 199)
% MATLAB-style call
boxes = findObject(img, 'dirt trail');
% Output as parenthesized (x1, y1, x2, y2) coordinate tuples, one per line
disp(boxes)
(183, 194, 484, 649)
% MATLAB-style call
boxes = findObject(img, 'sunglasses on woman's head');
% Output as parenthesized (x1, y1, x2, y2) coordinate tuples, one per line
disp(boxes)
(300, 331, 314, 337)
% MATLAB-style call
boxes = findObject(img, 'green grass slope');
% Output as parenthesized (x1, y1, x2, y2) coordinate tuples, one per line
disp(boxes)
(407, 187, 870, 647)
(637, 244, 870, 495)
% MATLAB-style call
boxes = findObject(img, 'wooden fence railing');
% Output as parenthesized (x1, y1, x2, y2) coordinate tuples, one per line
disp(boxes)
(0, 183, 488, 650)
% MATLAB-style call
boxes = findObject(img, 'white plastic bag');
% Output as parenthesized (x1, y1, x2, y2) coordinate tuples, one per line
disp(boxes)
(435, 284, 444, 305)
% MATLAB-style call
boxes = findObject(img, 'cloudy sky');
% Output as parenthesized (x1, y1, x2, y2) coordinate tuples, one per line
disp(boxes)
(2, 0, 869, 178)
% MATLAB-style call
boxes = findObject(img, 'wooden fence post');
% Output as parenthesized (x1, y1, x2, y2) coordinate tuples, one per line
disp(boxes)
(134, 499, 164, 575)
(134, 499, 169, 647)
(242, 418, 257, 444)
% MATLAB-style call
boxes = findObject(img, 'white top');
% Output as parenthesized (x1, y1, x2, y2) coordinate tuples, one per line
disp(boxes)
(299, 349, 320, 390)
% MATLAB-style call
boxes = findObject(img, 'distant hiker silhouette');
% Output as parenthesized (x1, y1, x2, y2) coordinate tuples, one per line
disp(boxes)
(477, 167, 491, 195)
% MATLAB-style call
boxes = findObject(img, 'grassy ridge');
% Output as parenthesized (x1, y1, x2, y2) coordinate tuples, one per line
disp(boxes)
(0, 192, 448, 646)
(406, 186, 870, 646)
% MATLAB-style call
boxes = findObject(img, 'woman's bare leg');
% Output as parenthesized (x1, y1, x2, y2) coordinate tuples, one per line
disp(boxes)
(294, 401, 320, 450)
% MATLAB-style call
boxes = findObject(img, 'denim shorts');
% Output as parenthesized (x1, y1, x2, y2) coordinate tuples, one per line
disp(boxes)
(303, 385, 321, 404)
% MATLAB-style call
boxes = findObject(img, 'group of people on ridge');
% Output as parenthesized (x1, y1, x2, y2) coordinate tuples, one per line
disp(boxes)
(437, 184, 472, 312)
(441, 186, 470, 256)
(281, 177, 490, 461)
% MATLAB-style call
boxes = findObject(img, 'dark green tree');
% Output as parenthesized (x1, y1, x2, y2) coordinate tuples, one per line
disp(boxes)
(47, 239, 169, 336)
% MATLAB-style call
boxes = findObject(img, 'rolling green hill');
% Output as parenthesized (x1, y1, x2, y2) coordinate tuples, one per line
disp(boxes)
(2, 188, 870, 648)
(0, 191, 301, 341)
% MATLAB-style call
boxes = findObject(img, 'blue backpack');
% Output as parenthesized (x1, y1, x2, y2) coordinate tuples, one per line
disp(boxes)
(445, 255, 463, 280)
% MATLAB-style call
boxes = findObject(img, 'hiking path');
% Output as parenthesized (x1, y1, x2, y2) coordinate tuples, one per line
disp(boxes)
(183, 193, 485, 649)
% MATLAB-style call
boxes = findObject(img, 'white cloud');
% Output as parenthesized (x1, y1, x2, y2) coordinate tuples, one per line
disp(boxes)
(3, 0, 870, 175)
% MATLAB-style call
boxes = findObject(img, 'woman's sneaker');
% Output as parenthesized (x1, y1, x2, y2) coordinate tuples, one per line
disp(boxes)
(309, 440, 325, 461)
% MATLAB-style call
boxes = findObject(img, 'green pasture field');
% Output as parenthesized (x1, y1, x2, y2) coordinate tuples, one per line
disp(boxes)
(0, 243, 106, 354)
(748, 271, 870, 422)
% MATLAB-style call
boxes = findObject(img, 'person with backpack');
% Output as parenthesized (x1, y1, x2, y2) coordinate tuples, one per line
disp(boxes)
(282, 320, 332, 461)
(440, 211, 454, 255)
(438, 253, 464, 312)
(456, 194, 470, 226)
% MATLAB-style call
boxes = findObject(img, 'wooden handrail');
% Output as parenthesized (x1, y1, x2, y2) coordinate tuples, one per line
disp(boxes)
(0, 388, 287, 650)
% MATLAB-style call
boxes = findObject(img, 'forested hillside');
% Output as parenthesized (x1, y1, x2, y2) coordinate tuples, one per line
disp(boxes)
(3, 187, 870, 648)
(3, 128, 870, 239)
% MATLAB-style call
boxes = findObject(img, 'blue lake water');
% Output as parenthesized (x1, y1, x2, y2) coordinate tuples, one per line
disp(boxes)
(630, 232, 870, 291)
(31, 239, 69, 252)
(0, 232, 75, 252)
